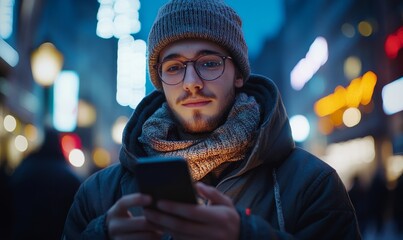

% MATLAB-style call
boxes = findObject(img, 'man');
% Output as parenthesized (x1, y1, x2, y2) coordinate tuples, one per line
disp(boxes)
(63, 0, 361, 239)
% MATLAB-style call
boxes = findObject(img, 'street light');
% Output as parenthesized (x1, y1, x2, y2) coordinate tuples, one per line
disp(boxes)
(30, 42, 64, 126)
(31, 42, 63, 87)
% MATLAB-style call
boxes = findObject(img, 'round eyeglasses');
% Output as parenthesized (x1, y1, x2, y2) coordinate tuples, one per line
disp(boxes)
(154, 54, 232, 85)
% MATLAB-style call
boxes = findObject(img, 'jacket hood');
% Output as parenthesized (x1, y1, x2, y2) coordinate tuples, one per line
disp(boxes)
(119, 74, 295, 174)
(239, 74, 295, 174)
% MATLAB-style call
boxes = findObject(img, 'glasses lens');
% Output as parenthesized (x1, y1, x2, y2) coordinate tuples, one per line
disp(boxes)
(159, 60, 185, 85)
(196, 55, 225, 81)
(158, 55, 226, 85)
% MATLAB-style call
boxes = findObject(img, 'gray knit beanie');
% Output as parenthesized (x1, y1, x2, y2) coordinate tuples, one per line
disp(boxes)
(148, 0, 250, 90)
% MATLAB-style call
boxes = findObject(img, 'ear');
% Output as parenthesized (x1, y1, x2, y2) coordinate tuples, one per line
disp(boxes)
(234, 73, 244, 88)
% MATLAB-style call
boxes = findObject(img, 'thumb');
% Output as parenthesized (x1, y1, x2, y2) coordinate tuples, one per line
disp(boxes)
(195, 182, 233, 207)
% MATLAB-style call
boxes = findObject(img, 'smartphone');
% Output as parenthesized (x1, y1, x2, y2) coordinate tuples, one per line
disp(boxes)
(134, 156, 198, 209)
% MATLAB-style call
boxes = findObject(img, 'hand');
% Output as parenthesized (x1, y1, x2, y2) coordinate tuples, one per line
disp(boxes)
(143, 182, 240, 240)
(106, 193, 163, 240)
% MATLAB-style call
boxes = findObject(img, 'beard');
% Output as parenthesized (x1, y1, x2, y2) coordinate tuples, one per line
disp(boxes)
(181, 109, 221, 133)
(168, 88, 236, 134)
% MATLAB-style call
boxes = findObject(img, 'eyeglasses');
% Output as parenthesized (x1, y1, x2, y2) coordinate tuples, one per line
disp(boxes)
(154, 54, 232, 85)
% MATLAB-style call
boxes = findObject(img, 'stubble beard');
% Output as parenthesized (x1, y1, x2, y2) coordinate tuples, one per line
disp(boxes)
(181, 109, 218, 133)
(172, 88, 236, 134)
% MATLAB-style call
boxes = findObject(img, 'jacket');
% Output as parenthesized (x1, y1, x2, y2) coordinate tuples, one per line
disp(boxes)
(63, 74, 361, 239)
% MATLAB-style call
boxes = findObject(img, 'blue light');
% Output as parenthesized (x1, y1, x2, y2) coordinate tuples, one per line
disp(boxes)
(53, 71, 80, 132)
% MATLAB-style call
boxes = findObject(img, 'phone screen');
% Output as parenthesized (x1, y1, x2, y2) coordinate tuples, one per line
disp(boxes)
(134, 156, 198, 208)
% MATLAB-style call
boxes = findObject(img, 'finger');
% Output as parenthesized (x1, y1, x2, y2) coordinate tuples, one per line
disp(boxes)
(195, 182, 233, 206)
(109, 216, 161, 234)
(113, 231, 163, 240)
(109, 193, 152, 218)
(153, 199, 205, 222)
(143, 209, 203, 236)
(144, 208, 236, 240)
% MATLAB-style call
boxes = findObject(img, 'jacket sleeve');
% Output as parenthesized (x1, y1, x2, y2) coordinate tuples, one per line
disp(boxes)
(62, 181, 110, 240)
(62, 164, 124, 240)
(238, 210, 291, 239)
(238, 170, 361, 240)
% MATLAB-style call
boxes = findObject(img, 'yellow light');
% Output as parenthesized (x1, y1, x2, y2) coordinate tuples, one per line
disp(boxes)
(77, 100, 97, 127)
(346, 78, 362, 108)
(344, 56, 361, 80)
(360, 71, 377, 105)
(358, 21, 373, 37)
(92, 147, 111, 168)
(314, 71, 376, 117)
(314, 86, 346, 117)
(330, 109, 344, 127)
(31, 42, 64, 87)
(24, 124, 38, 142)
(318, 117, 334, 135)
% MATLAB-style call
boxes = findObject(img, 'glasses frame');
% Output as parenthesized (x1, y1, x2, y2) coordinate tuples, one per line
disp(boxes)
(154, 54, 233, 85)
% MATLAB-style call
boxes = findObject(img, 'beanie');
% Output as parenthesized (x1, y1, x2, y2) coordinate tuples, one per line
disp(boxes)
(148, 0, 250, 90)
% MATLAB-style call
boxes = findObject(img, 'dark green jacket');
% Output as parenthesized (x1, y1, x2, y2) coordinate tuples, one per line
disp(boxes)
(63, 74, 361, 239)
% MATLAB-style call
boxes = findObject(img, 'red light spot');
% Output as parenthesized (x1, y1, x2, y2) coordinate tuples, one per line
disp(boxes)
(385, 26, 403, 59)
(60, 133, 81, 158)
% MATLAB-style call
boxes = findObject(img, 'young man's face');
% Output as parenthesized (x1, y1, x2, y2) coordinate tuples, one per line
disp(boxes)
(159, 39, 244, 133)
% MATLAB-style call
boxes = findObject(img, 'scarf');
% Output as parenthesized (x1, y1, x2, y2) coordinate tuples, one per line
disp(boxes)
(138, 93, 261, 180)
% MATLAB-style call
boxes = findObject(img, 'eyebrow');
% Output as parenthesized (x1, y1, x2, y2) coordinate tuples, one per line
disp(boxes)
(160, 50, 223, 62)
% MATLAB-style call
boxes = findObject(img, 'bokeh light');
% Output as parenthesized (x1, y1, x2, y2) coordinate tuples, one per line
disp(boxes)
(112, 116, 128, 144)
(92, 147, 111, 168)
(343, 107, 361, 127)
(344, 56, 362, 80)
(290, 115, 310, 142)
(341, 23, 355, 38)
(69, 149, 85, 167)
(4, 114, 17, 132)
(14, 135, 28, 152)
(358, 21, 373, 37)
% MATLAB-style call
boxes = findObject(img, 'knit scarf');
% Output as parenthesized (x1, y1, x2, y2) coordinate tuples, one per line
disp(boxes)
(138, 93, 261, 180)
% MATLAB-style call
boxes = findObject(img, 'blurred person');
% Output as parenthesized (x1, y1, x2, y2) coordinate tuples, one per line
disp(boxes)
(367, 170, 389, 234)
(10, 128, 81, 240)
(348, 175, 369, 234)
(63, 0, 361, 239)
(0, 160, 12, 240)
(393, 173, 403, 234)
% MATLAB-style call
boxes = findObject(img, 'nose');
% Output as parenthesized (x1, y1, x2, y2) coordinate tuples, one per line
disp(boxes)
(182, 63, 203, 92)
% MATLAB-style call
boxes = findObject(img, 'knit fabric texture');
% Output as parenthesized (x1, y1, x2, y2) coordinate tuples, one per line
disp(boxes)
(138, 93, 260, 180)
(148, 0, 250, 90)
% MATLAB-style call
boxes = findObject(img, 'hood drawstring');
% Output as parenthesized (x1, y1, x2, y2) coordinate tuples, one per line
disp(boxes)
(272, 169, 286, 232)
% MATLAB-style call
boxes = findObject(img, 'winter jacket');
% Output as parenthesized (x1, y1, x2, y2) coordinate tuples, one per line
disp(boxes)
(63, 74, 361, 239)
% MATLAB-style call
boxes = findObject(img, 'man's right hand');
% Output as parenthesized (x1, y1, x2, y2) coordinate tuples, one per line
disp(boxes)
(106, 193, 163, 239)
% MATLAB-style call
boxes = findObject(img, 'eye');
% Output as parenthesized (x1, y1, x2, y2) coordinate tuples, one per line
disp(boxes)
(197, 56, 223, 69)
(161, 60, 185, 74)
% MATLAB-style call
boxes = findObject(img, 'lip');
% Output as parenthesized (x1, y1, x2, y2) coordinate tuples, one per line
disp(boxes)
(181, 98, 212, 107)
